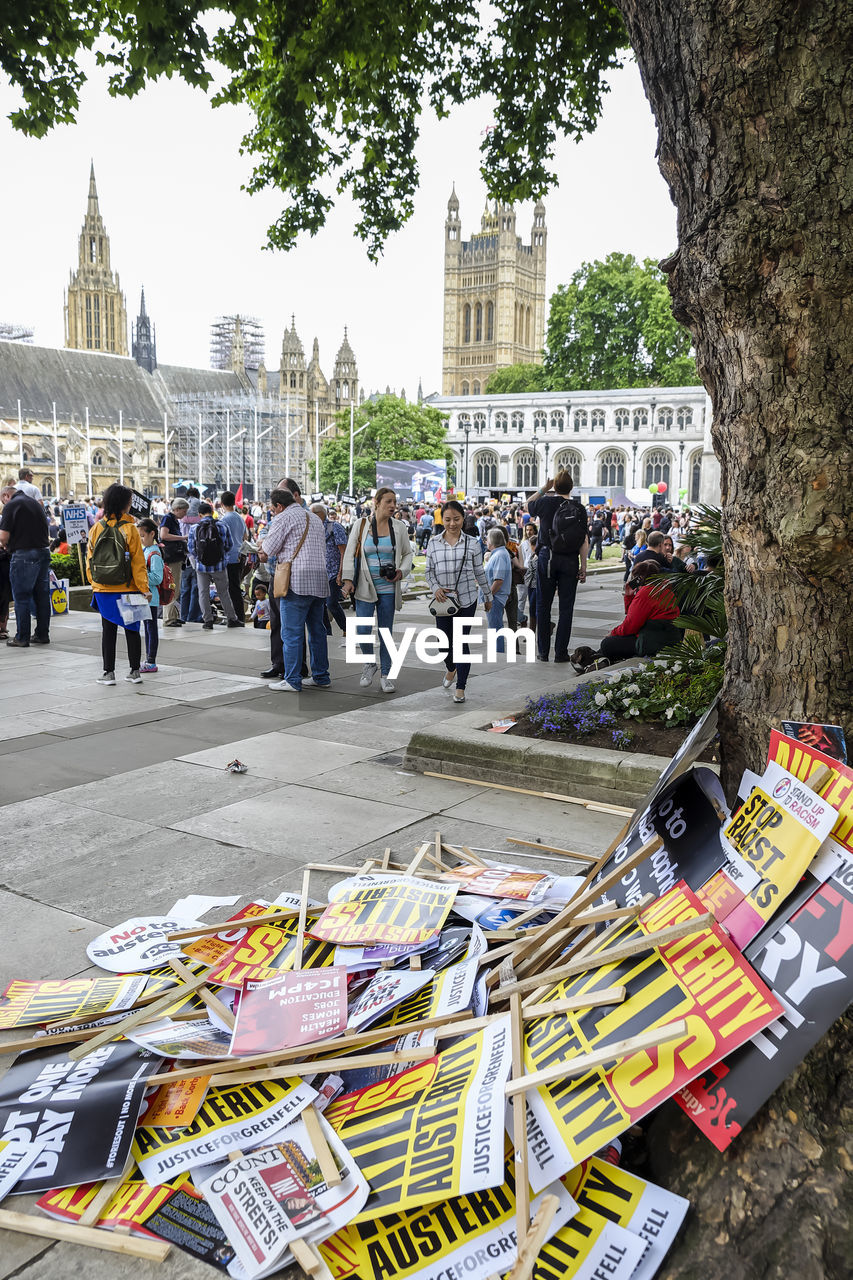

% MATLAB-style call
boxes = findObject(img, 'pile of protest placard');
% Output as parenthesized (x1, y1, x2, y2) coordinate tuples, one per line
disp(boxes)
(0, 702, 851, 1280)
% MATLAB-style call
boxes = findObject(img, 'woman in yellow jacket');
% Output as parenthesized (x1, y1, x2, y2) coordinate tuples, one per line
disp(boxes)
(87, 483, 150, 685)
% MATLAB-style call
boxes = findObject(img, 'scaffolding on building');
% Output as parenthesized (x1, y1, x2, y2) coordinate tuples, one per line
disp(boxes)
(169, 390, 314, 500)
(209, 315, 265, 372)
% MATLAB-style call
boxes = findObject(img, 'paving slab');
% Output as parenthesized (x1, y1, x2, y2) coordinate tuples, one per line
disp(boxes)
(177, 732, 382, 782)
(301, 757, 489, 811)
(11, 1240, 216, 1280)
(0, 890, 105, 986)
(279, 715, 416, 750)
(170, 785, 429, 861)
(58, 759, 280, 826)
(438, 787, 626, 858)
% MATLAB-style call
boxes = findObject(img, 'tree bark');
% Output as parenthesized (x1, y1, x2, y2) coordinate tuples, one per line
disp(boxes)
(610, 3, 853, 1274)
(615, 0, 853, 796)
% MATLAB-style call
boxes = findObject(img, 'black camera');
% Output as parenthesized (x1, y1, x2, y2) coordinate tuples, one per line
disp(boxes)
(379, 564, 397, 581)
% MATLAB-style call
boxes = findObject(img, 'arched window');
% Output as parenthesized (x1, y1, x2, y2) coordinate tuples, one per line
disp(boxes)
(299, 373, 304, 388)
(614, 408, 629, 432)
(155, 453, 166, 470)
(476, 450, 499, 488)
(21, 450, 29, 462)
(690, 451, 702, 504)
(554, 449, 582, 485)
(598, 449, 626, 487)
(461, 381, 470, 396)
(513, 304, 519, 343)
(43, 479, 53, 497)
(677, 405, 694, 430)
(525, 307, 531, 346)
(473, 412, 486, 435)
(463, 306, 471, 344)
(472, 381, 481, 396)
(573, 410, 587, 433)
(658, 406, 673, 431)
(458, 414, 471, 435)
(591, 409, 605, 431)
(495, 412, 508, 434)
(91, 451, 105, 466)
(633, 407, 648, 432)
(486, 302, 494, 342)
(644, 450, 671, 487)
(290, 372, 297, 389)
(512, 412, 524, 434)
(551, 411, 564, 433)
(533, 411, 547, 433)
(342, 380, 349, 399)
(515, 450, 539, 488)
(475, 303, 483, 342)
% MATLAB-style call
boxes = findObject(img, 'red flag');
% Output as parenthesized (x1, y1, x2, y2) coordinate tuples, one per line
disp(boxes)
(234, 483, 244, 506)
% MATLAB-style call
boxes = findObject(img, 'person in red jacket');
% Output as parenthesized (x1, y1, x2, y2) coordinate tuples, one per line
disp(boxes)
(598, 560, 680, 662)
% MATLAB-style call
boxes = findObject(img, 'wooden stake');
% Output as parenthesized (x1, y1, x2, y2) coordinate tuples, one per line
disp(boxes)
(167, 908, 299, 941)
(442, 842, 488, 868)
(507, 838, 598, 864)
(380, 847, 392, 870)
(202, 1046, 434, 1088)
(0, 1209, 170, 1261)
(407, 840, 434, 876)
(291, 1238, 334, 1279)
(67, 971, 210, 1062)
(78, 1155, 133, 1228)
(509, 990, 530, 1247)
(294, 869, 312, 971)
(506, 1019, 688, 1096)
(493, 914, 714, 1002)
(422, 772, 634, 815)
(168, 958, 235, 1031)
(506, 1194, 560, 1280)
(522, 986, 626, 1018)
(302, 1104, 342, 1186)
(569, 902, 648, 926)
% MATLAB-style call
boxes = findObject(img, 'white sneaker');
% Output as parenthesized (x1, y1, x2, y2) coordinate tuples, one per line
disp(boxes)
(442, 670, 457, 690)
(125, 670, 143, 684)
(380, 676, 396, 693)
(359, 663, 378, 687)
(453, 690, 466, 703)
(96, 671, 116, 686)
(270, 679, 300, 692)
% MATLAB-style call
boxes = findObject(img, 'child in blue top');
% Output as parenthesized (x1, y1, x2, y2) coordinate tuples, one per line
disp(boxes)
(137, 519, 165, 672)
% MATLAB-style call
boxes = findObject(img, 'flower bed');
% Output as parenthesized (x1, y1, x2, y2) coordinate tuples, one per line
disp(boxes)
(507, 653, 723, 758)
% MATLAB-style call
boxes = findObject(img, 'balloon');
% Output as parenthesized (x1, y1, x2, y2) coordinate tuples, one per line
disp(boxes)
(648, 483, 657, 493)
(658, 482, 667, 493)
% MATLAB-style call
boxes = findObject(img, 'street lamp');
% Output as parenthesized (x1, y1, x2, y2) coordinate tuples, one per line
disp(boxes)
(632, 439, 638, 486)
(678, 440, 685, 491)
(462, 419, 471, 495)
(544, 440, 550, 478)
(531, 433, 540, 488)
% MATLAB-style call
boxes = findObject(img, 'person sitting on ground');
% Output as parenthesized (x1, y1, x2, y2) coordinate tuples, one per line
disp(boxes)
(632, 529, 668, 569)
(573, 561, 680, 671)
(51, 527, 70, 555)
(662, 535, 692, 573)
(250, 583, 271, 628)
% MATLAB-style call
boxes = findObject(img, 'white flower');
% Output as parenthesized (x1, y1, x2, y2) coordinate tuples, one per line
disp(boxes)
(671, 662, 682, 672)
(625, 683, 640, 695)
(629, 705, 639, 716)
(665, 707, 674, 719)
(594, 692, 608, 707)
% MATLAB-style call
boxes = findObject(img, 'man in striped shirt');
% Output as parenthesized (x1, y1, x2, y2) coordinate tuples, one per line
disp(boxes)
(261, 490, 330, 692)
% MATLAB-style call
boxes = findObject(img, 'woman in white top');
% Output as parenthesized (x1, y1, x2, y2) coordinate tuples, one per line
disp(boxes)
(341, 486, 413, 693)
(425, 500, 492, 704)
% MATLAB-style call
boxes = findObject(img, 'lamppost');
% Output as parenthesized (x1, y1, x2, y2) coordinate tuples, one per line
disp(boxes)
(632, 439, 639, 486)
(531, 433, 540, 489)
(650, 397, 657, 435)
(678, 440, 685, 493)
(462, 419, 471, 495)
(544, 440, 550, 480)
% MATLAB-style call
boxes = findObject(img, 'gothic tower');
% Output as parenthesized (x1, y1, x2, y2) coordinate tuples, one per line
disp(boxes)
(441, 187, 546, 396)
(332, 328, 358, 410)
(131, 287, 157, 373)
(64, 163, 129, 355)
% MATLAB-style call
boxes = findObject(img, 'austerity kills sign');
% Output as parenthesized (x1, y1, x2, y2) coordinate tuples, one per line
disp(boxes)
(310, 876, 458, 948)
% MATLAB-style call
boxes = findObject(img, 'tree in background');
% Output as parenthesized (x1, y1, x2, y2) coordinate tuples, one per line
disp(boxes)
(486, 364, 550, 394)
(318, 396, 450, 494)
(544, 253, 698, 389)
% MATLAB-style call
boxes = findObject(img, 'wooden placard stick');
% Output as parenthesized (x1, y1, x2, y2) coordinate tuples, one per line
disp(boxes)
(506, 1019, 688, 1097)
(3, 1006, 210, 1057)
(168, 957, 235, 1032)
(167, 908, 299, 941)
(294, 869, 312, 971)
(422, 772, 635, 815)
(442, 842, 488, 868)
(302, 1104, 342, 1186)
(509, 990, 530, 1247)
(522, 986, 626, 1019)
(512, 924, 593, 985)
(570, 901, 648, 926)
(45, 985, 174, 1029)
(507, 838, 598, 864)
(203, 1046, 434, 1088)
(380, 846, 392, 870)
(0, 1209, 170, 1261)
(578, 818, 632, 893)
(291, 1237, 334, 1280)
(494, 913, 714, 1003)
(507, 1193, 560, 1280)
(78, 1154, 134, 1227)
(67, 971, 210, 1062)
(407, 840, 434, 876)
(520, 900, 653, 1007)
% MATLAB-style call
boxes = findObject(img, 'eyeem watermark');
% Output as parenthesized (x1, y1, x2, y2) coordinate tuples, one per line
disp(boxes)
(344, 617, 536, 680)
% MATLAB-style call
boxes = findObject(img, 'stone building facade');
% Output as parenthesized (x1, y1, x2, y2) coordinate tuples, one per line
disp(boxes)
(442, 189, 547, 396)
(64, 165, 129, 357)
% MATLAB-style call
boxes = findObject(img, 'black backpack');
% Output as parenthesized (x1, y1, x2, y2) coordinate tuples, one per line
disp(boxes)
(89, 519, 131, 586)
(550, 498, 588, 557)
(194, 519, 225, 567)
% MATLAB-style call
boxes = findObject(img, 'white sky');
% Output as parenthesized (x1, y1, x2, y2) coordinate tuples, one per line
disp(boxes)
(0, 56, 676, 397)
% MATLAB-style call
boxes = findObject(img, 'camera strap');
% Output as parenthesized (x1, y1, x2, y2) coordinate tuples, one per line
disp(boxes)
(370, 517, 396, 571)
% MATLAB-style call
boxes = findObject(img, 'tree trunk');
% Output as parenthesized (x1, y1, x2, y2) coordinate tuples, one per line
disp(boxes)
(615, 0, 853, 797)
(610, 3, 853, 1274)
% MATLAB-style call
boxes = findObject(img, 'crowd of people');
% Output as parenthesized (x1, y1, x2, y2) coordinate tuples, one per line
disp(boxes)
(0, 462, 711, 692)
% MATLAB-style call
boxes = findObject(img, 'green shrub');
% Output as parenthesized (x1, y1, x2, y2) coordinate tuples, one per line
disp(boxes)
(50, 551, 84, 586)
(593, 650, 724, 726)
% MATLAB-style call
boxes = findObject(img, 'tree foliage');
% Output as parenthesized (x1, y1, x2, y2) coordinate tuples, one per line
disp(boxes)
(0, 1, 628, 257)
(544, 253, 698, 389)
(318, 395, 451, 494)
(486, 363, 551, 394)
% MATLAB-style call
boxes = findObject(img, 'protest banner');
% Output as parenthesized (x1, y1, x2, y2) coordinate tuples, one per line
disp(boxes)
(781, 721, 847, 764)
(442, 866, 555, 902)
(181, 901, 278, 968)
(137, 1182, 238, 1272)
(143, 1069, 210, 1129)
(347, 968, 435, 1033)
(317, 1145, 576, 1280)
(719, 760, 838, 947)
(61, 505, 89, 544)
(0, 1041, 161, 1193)
(564, 1158, 688, 1280)
(0, 1137, 48, 1201)
(36, 1167, 178, 1237)
(677, 864, 853, 1150)
(0, 975, 148, 1030)
(230, 968, 349, 1056)
(207, 915, 335, 989)
(384, 957, 480, 1028)
(310, 876, 458, 948)
(133, 1078, 317, 1184)
(522, 883, 783, 1191)
(123, 1018, 234, 1060)
(623, 698, 720, 840)
(768, 730, 853, 856)
(530, 1206, 646, 1280)
(129, 488, 151, 519)
(201, 1111, 369, 1279)
(326, 1018, 512, 1221)
(86, 915, 203, 973)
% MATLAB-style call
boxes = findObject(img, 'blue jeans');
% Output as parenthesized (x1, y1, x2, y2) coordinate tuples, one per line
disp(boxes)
(355, 594, 396, 676)
(536, 549, 579, 660)
(10, 547, 51, 643)
(434, 600, 477, 689)
(487, 596, 509, 653)
(326, 578, 347, 634)
(180, 562, 203, 622)
(279, 593, 329, 690)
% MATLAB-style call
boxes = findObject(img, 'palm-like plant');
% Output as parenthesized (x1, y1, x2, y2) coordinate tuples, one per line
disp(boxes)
(654, 505, 726, 659)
